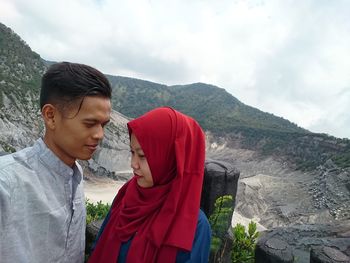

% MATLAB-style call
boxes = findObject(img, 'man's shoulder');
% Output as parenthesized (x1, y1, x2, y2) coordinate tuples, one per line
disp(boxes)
(0, 153, 15, 169)
(0, 146, 36, 173)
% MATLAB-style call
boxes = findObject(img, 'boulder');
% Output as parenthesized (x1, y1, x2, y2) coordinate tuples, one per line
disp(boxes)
(85, 220, 103, 258)
(255, 223, 350, 263)
(200, 159, 240, 263)
(310, 246, 350, 263)
(255, 236, 294, 263)
(200, 159, 240, 217)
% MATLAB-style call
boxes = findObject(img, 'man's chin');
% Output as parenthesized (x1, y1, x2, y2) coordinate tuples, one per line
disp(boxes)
(77, 153, 94, 161)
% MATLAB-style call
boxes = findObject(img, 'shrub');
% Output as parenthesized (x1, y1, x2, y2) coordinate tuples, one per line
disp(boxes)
(85, 199, 111, 225)
(231, 222, 259, 263)
(209, 195, 234, 262)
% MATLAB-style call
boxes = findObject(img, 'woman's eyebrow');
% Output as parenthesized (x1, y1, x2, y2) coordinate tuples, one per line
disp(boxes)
(129, 145, 142, 151)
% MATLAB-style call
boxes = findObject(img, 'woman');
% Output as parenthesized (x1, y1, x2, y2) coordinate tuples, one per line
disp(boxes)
(89, 107, 211, 263)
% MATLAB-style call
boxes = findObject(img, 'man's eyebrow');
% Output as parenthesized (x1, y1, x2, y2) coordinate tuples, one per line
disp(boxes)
(83, 118, 110, 124)
(83, 118, 98, 122)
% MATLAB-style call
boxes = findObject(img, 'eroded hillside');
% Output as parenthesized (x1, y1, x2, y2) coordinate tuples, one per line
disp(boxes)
(207, 133, 350, 229)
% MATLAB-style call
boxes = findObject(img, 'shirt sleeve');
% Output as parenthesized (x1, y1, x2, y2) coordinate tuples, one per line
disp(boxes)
(0, 169, 13, 261)
(0, 171, 12, 229)
(176, 209, 212, 263)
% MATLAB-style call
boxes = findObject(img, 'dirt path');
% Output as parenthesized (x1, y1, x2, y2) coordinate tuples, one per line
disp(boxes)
(84, 177, 126, 204)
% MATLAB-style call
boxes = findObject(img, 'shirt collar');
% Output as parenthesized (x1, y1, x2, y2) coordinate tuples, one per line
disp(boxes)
(35, 138, 82, 182)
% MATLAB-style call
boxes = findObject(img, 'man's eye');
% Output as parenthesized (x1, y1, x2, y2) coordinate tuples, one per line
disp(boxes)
(85, 123, 95, 128)
(138, 155, 146, 159)
(102, 122, 110, 128)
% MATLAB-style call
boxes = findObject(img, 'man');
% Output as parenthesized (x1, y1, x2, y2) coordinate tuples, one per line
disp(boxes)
(0, 62, 112, 263)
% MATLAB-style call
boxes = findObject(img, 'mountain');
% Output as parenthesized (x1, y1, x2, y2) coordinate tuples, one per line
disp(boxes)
(108, 75, 305, 134)
(108, 76, 350, 170)
(0, 23, 45, 151)
(1, 21, 350, 171)
(1, 22, 350, 171)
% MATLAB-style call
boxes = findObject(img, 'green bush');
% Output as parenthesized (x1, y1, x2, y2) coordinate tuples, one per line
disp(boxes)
(209, 195, 234, 262)
(85, 199, 111, 225)
(231, 222, 259, 263)
(332, 152, 350, 168)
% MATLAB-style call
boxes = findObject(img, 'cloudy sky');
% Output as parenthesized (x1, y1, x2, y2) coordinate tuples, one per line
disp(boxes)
(1, 0, 350, 138)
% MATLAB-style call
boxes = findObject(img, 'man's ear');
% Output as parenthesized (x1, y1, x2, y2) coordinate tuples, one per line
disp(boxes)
(41, 104, 57, 130)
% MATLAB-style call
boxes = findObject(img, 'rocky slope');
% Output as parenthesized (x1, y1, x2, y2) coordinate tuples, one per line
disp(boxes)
(207, 134, 350, 229)
(107, 75, 350, 171)
(81, 110, 131, 179)
(0, 23, 46, 152)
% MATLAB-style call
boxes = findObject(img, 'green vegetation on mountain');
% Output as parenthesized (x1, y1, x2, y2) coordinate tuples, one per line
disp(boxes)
(0, 23, 45, 116)
(108, 75, 305, 134)
(107, 75, 350, 170)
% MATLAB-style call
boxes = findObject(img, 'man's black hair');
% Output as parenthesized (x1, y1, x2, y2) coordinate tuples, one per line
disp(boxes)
(40, 62, 112, 111)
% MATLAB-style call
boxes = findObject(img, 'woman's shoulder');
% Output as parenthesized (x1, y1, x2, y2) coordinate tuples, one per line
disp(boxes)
(176, 210, 211, 262)
(197, 209, 210, 230)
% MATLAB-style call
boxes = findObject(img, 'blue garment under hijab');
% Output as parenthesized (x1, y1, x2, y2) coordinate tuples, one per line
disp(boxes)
(92, 209, 211, 263)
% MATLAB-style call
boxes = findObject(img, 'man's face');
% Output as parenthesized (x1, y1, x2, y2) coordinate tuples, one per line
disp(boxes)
(48, 96, 111, 167)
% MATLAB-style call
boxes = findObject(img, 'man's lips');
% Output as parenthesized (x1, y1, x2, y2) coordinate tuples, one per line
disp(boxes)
(86, 144, 98, 151)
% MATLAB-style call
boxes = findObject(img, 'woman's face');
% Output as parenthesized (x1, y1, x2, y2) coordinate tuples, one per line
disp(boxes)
(130, 133, 154, 188)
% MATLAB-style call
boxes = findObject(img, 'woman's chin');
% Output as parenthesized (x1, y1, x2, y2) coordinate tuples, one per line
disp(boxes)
(136, 178, 153, 188)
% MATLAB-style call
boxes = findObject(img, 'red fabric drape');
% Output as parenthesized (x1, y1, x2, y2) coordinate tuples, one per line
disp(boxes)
(88, 107, 206, 263)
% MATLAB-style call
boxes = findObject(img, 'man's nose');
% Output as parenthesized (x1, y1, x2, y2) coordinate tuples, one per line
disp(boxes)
(92, 125, 104, 140)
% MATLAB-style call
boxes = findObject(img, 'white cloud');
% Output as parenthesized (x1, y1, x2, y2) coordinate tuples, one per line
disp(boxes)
(1, 0, 350, 138)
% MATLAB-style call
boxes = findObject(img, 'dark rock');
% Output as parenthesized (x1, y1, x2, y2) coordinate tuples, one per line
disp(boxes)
(200, 159, 240, 217)
(255, 223, 350, 263)
(85, 220, 103, 258)
(310, 246, 350, 263)
(200, 159, 240, 263)
(255, 236, 294, 263)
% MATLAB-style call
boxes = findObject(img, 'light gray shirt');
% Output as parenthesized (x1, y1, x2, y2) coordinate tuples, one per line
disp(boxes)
(0, 138, 86, 263)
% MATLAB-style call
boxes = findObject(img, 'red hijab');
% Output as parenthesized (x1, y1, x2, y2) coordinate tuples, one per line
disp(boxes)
(88, 107, 206, 263)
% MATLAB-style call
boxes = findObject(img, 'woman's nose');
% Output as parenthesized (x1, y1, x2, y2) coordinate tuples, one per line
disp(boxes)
(130, 156, 139, 170)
